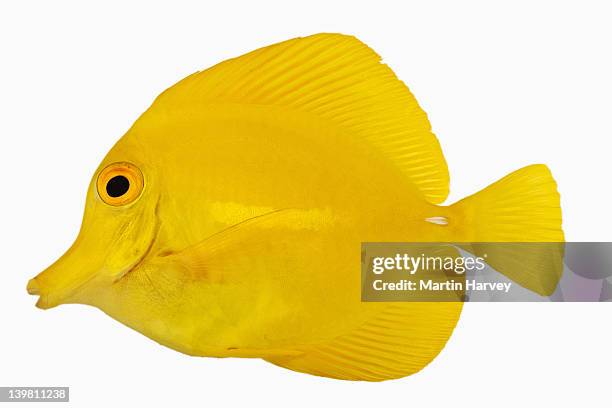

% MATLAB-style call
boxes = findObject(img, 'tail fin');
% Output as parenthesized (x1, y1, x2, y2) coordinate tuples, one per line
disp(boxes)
(451, 164, 564, 295)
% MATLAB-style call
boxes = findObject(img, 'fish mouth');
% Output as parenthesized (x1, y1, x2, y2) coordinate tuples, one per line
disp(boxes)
(26, 267, 100, 310)
(27, 278, 39, 295)
(27, 238, 156, 309)
(27, 233, 158, 310)
(26, 278, 53, 310)
(27, 200, 161, 309)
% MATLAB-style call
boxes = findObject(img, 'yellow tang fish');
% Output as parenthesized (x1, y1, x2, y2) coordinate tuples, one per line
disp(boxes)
(27, 33, 563, 381)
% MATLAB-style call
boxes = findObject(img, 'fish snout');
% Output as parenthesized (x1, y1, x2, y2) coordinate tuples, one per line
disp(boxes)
(26, 275, 73, 310)
(26, 246, 100, 310)
(26, 278, 61, 309)
(26, 278, 40, 295)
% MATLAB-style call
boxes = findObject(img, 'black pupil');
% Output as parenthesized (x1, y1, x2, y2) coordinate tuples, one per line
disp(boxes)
(106, 175, 130, 198)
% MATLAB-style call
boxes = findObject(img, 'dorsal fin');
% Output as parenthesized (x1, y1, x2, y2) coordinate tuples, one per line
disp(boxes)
(150, 33, 450, 203)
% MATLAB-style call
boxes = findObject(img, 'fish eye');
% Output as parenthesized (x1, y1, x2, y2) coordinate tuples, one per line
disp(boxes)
(96, 162, 144, 206)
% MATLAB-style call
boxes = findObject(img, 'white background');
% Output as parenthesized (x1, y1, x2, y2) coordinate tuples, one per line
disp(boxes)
(1, 1, 611, 407)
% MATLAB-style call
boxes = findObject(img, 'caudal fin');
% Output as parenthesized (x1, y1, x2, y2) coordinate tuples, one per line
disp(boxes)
(451, 164, 564, 295)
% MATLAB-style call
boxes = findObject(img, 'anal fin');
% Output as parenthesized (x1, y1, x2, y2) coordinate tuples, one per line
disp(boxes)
(265, 302, 462, 381)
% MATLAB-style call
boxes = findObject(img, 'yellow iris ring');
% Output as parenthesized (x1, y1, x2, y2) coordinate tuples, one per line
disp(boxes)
(96, 162, 144, 206)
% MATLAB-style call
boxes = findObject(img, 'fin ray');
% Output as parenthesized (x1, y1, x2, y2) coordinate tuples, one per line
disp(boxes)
(150, 33, 450, 203)
(451, 164, 564, 295)
(265, 302, 462, 381)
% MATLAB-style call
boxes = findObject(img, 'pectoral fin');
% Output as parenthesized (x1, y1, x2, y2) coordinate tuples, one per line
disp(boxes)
(164, 207, 335, 283)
